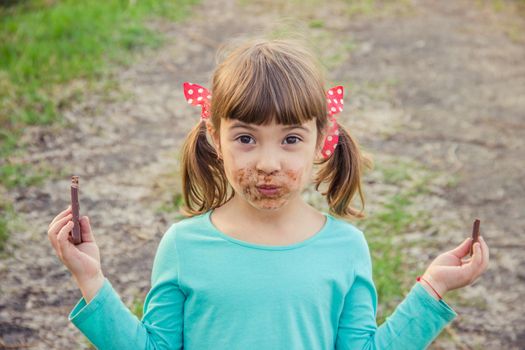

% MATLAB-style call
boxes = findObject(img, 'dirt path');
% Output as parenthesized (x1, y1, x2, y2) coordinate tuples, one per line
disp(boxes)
(337, 2, 525, 348)
(1, 0, 523, 349)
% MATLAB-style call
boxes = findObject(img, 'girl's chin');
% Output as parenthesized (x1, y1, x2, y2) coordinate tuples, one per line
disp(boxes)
(248, 196, 290, 211)
(258, 203, 285, 210)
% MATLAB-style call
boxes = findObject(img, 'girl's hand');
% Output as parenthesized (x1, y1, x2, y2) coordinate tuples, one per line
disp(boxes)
(47, 206, 104, 300)
(421, 236, 489, 298)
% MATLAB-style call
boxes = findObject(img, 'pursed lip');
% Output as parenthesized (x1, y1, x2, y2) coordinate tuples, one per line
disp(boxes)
(256, 184, 280, 189)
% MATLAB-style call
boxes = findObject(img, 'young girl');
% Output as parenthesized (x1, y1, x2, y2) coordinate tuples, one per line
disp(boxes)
(48, 38, 489, 349)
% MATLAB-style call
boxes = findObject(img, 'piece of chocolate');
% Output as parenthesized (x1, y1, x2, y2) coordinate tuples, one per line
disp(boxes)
(470, 218, 480, 256)
(70, 175, 82, 244)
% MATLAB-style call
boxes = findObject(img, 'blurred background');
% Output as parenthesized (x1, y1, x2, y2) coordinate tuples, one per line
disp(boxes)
(1, 0, 524, 349)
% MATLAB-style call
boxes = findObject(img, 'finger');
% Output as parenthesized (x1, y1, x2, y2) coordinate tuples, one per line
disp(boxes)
(448, 237, 473, 259)
(49, 206, 72, 229)
(57, 221, 75, 260)
(48, 214, 73, 237)
(47, 222, 60, 255)
(79, 216, 95, 243)
(480, 236, 490, 271)
(460, 243, 480, 286)
(49, 205, 72, 228)
(460, 256, 473, 265)
(464, 241, 483, 279)
(48, 213, 72, 253)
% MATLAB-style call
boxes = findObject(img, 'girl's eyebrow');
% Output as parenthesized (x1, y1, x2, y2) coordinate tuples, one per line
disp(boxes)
(229, 122, 310, 132)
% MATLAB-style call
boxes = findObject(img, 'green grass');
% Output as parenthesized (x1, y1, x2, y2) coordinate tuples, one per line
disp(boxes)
(0, 215, 8, 252)
(354, 159, 439, 324)
(0, 0, 200, 253)
(362, 159, 483, 346)
(308, 19, 325, 28)
(0, 198, 15, 254)
(130, 294, 145, 319)
(156, 192, 185, 214)
(359, 192, 415, 324)
(0, 0, 199, 189)
(344, 0, 414, 17)
(474, 0, 525, 42)
(0, 162, 54, 189)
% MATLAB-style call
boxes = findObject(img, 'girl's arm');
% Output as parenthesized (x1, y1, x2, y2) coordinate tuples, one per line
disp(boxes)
(68, 224, 185, 349)
(335, 231, 488, 350)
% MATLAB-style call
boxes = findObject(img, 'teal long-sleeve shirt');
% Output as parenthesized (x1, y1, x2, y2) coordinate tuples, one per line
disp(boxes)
(69, 210, 457, 349)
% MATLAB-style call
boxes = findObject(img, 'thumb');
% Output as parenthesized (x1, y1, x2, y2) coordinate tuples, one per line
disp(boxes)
(79, 216, 95, 243)
(448, 237, 472, 258)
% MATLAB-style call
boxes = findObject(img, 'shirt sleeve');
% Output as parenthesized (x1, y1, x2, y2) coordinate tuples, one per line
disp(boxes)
(335, 231, 458, 350)
(68, 224, 186, 349)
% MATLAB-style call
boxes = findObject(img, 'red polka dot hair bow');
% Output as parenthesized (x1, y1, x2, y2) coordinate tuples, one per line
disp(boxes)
(183, 81, 344, 160)
(183, 82, 211, 121)
(321, 86, 344, 159)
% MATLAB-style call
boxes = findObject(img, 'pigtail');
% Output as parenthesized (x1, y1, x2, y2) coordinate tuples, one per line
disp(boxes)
(314, 124, 373, 219)
(179, 121, 231, 217)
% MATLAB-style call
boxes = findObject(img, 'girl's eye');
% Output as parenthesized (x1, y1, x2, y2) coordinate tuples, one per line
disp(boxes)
(237, 135, 255, 144)
(284, 136, 301, 144)
(235, 135, 302, 145)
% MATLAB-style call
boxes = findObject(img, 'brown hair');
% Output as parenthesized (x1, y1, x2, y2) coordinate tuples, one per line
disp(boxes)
(180, 37, 373, 219)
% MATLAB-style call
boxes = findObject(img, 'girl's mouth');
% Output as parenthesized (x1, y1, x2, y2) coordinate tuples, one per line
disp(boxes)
(256, 185, 280, 196)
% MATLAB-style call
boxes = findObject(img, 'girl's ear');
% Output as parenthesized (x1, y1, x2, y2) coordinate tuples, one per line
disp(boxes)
(206, 121, 222, 159)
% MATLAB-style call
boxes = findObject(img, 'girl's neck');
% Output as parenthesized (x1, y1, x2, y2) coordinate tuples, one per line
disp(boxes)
(210, 194, 327, 246)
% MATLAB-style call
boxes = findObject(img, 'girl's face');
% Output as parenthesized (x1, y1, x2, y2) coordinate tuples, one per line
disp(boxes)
(207, 118, 324, 212)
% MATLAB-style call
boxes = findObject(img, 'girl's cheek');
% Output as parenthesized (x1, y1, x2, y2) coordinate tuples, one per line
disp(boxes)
(234, 168, 259, 199)
(235, 168, 251, 189)
(283, 169, 303, 190)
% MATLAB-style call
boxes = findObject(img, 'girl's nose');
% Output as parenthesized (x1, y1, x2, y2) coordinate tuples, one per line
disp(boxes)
(255, 149, 282, 174)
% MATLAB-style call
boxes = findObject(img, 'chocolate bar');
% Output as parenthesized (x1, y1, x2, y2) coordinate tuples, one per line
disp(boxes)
(470, 218, 480, 256)
(70, 175, 82, 244)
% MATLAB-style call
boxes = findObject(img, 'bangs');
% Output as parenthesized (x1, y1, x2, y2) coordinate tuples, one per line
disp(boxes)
(211, 39, 327, 127)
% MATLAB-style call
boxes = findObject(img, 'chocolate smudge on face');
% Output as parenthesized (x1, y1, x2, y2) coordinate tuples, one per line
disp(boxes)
(233, 167, 304, 210)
